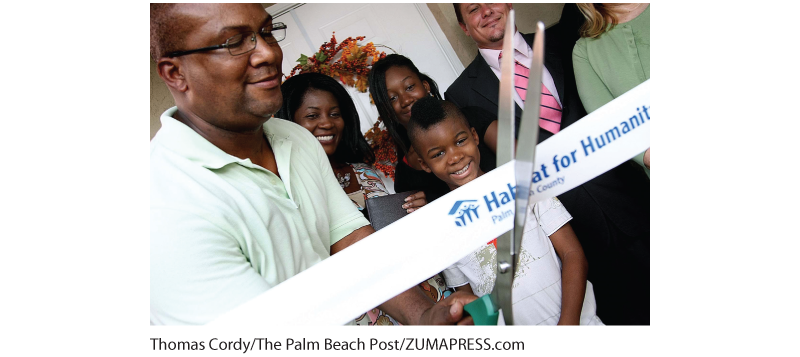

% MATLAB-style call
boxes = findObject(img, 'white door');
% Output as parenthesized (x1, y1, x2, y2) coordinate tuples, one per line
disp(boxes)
(267, 3, 464, 135)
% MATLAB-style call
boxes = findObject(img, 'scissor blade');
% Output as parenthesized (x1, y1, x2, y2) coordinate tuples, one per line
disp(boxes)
(495, 9, 516, 167)
(512, 21, 546, 275)
(492, 8, 518, 326)
(490, 229, 514, 325)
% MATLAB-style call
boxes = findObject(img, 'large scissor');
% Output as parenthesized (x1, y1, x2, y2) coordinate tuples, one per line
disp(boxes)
(463, 10, 546, 325)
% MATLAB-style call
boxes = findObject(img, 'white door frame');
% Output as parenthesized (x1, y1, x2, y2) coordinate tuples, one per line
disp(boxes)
(412, 3, 465, 76)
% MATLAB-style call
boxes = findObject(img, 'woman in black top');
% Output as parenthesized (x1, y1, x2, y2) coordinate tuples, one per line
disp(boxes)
(369, 54, 498, 206)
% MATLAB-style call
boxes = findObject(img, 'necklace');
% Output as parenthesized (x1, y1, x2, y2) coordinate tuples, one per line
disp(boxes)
(336, 172, 351, 189)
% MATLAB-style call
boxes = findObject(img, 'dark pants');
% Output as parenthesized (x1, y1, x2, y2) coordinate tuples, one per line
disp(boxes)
(560, 162, 650, 325)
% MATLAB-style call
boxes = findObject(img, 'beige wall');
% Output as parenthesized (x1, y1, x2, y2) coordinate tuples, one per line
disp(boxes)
(150, 3, 567, 139)
(150, 57, 173, 139)
(427, 3, 566, 68)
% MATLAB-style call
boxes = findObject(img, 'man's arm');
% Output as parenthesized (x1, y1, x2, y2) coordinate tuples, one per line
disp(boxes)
(332, 226, 476, 325)
(548, 222, 588, 325)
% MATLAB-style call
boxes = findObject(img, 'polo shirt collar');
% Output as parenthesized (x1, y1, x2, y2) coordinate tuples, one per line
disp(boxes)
(156, 106, 288, 171)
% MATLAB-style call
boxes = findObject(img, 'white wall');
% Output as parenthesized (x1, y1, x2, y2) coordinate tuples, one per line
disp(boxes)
(149, 3, 568, 139)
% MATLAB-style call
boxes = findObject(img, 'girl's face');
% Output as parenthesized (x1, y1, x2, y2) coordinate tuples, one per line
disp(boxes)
(384, 66, 431, 127)
(293, 88, 345, 157)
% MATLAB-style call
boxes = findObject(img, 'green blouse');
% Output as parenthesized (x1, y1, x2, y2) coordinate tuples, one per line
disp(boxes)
(573, 5, 650, 177)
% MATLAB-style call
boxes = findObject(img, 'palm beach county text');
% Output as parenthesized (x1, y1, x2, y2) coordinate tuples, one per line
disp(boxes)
(527, 104, 650, 196)
(150, 337, 524, 352)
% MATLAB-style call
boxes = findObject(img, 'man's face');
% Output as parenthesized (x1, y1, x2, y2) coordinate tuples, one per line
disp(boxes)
(175, 4, 283, 132)
(413, 116, 483, 191)
(458, 3, 513, 50)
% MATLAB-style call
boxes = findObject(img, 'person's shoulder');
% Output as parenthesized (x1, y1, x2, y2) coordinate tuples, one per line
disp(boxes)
(150, 133, 167, 158)
(266, 116, 307, 135)
(455, 55, 486, 82)
(572, 36, 589, 57)
(265, 117, 318, 146)
(149, 130, 192, 181)
(460, 106, 495, 127)
(150, 148, 231, 221)
(463, 54, 488, 76)
(460, 105, 494, 119)
(447, 70, 468, 90)
(446, 55, 484, 97)
(530, 197, 572, 234)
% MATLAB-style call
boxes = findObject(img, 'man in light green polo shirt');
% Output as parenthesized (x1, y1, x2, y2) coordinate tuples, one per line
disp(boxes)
(149, 3, 475, 325)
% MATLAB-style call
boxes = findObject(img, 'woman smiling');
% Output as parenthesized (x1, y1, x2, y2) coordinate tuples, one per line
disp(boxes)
(276, 73, 388, 220)
(277, 73, 451, 325)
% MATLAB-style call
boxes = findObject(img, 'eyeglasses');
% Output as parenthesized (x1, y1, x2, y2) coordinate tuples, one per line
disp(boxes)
(166, 22, 287, 58)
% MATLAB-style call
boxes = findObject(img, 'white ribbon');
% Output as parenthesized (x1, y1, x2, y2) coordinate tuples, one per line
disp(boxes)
(210, 80, 650, 326)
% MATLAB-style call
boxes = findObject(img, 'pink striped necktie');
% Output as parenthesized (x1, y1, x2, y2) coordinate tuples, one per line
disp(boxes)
(499, 52, 562, 134)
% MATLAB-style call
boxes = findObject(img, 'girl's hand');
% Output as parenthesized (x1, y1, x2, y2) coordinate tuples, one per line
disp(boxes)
(402, 191, 427, 213)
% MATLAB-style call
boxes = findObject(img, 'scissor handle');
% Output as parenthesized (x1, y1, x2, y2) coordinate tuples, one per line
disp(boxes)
(463, 295, 499, 325)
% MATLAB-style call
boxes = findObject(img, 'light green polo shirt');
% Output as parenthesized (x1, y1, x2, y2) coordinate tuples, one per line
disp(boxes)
(150, 107, 369, 325)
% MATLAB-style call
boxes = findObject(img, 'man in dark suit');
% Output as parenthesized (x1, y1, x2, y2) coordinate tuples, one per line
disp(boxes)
(446, 3, 650, 325)
(445, 3, 585, 142)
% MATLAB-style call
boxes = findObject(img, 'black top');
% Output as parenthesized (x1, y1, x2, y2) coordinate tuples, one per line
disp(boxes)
(394, 106, 497, 202)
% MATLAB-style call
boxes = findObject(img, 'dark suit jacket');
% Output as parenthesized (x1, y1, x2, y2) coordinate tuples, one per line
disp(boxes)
(444, 24, 586, 143)
(444, 17, 651, 325)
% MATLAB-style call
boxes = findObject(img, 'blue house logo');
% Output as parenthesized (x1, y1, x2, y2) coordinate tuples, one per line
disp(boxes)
(449, 200, 480, 227)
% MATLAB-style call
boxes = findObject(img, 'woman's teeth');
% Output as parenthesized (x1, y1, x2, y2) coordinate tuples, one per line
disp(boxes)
(317, 135, 333, 142)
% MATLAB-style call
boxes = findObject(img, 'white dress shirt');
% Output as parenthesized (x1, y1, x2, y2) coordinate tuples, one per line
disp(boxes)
(479, 31, 561, 110)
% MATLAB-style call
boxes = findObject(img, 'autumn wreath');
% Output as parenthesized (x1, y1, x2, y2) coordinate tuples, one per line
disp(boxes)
(287, 34, 398, 179)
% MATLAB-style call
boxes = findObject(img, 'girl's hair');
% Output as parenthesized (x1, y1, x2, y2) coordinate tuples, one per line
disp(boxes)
(276, 72, 374, 164)
(577, 3, 620, 39)
(368, 54, 442, 156)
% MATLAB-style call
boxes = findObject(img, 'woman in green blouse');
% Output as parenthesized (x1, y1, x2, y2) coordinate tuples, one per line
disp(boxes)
(573, 3, 650, 177)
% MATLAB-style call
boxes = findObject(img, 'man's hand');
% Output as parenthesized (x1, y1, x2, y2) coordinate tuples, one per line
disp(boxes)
(418, 291, 478, 325)
(402, 191, 427, 213)
(332, 226, 477, 325)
